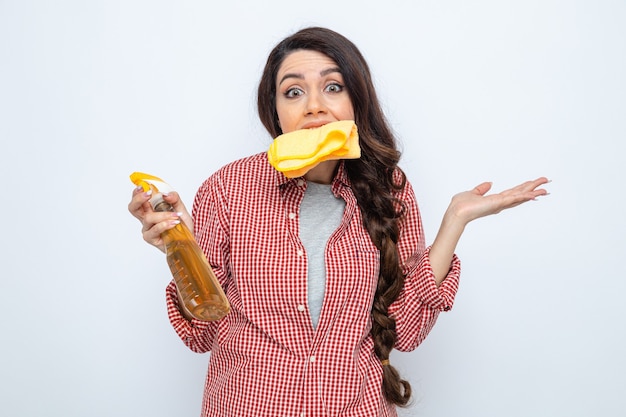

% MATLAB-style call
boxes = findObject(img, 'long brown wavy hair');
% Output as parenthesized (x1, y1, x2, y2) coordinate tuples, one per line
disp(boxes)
(257, 27, 411, 406)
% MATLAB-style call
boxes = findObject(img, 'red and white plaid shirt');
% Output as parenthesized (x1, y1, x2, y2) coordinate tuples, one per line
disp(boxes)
(166, 153, 461, 417)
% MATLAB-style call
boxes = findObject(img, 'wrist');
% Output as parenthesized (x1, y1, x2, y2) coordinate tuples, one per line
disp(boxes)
(441, 208, 468, 237)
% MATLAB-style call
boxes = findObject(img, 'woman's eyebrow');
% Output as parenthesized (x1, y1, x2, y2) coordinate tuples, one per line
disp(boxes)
(278, 72, 303, 86)
(278, 67, 342, 86)
(320, 67, 341, 77)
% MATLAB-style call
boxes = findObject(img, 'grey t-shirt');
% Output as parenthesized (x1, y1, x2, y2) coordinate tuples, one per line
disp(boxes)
(299, 181, 346, 328)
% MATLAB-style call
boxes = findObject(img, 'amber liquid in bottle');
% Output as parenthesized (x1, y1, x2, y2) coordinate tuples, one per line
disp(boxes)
(154, 200, 230, 321)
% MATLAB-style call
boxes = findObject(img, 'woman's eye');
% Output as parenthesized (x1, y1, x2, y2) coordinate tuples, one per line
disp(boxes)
(285, 88, 304, 98)
(325, 83, 344, 93)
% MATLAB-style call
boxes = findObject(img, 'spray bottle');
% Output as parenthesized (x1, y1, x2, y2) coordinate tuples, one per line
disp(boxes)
(130, 172, 230, 321)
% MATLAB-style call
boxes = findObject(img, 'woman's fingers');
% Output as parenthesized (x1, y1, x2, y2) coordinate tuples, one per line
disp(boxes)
(128, 187, 153, 221)
(492, 177, 550, 212)
(472, 181, 493, 196)
(140, 210, 181, 251)
(498, 177, 550, 203)
(162, 191, 194, 231)
(509, 177, 549, 193)
(128, 187, 195, 254)
(128, 187, 186, 252)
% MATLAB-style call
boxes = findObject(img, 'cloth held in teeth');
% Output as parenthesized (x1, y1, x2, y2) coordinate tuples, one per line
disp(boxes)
(267, 120, 360, 178)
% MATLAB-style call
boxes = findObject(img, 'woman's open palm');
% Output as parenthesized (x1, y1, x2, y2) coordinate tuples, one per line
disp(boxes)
(448, 177, 550, 225)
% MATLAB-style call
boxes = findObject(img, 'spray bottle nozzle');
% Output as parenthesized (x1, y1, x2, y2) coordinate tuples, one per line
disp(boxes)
(130, 172, 176, 210)
(130, 172, 169, 193)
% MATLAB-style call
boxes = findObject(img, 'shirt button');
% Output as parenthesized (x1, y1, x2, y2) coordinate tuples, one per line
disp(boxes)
(309, 355, 316, 363)
(297, 179, 305, 187)
(288, 212, 296, 220)
(297, 304, 305, 312)
(297, 250, 304, 257)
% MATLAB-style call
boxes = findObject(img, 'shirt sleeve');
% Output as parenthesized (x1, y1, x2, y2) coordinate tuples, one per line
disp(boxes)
(166, 280, 218, 353)
(387, 177, 461, 352)
(164, 172, 231, 353)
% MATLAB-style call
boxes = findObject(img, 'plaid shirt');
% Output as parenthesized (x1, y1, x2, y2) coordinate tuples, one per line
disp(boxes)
(166, 153, 461, 417)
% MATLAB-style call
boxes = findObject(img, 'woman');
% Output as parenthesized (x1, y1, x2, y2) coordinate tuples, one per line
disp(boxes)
(129, 27, 548, 417)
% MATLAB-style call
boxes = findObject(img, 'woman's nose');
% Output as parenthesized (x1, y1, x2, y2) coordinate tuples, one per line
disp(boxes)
(305, 91, 327, 115)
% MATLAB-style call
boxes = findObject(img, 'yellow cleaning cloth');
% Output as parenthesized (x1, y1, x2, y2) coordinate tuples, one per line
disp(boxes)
(267, 120, 360, 178)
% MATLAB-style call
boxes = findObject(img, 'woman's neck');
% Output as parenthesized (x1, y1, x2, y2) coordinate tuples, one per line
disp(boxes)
(303, 160, 339, 184)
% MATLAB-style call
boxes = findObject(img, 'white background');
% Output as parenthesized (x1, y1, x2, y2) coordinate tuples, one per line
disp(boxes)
(1, 1, 625, 416)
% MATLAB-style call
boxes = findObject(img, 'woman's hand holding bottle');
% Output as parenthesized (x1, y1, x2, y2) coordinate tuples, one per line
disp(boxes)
(128, 188, 194, 253)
